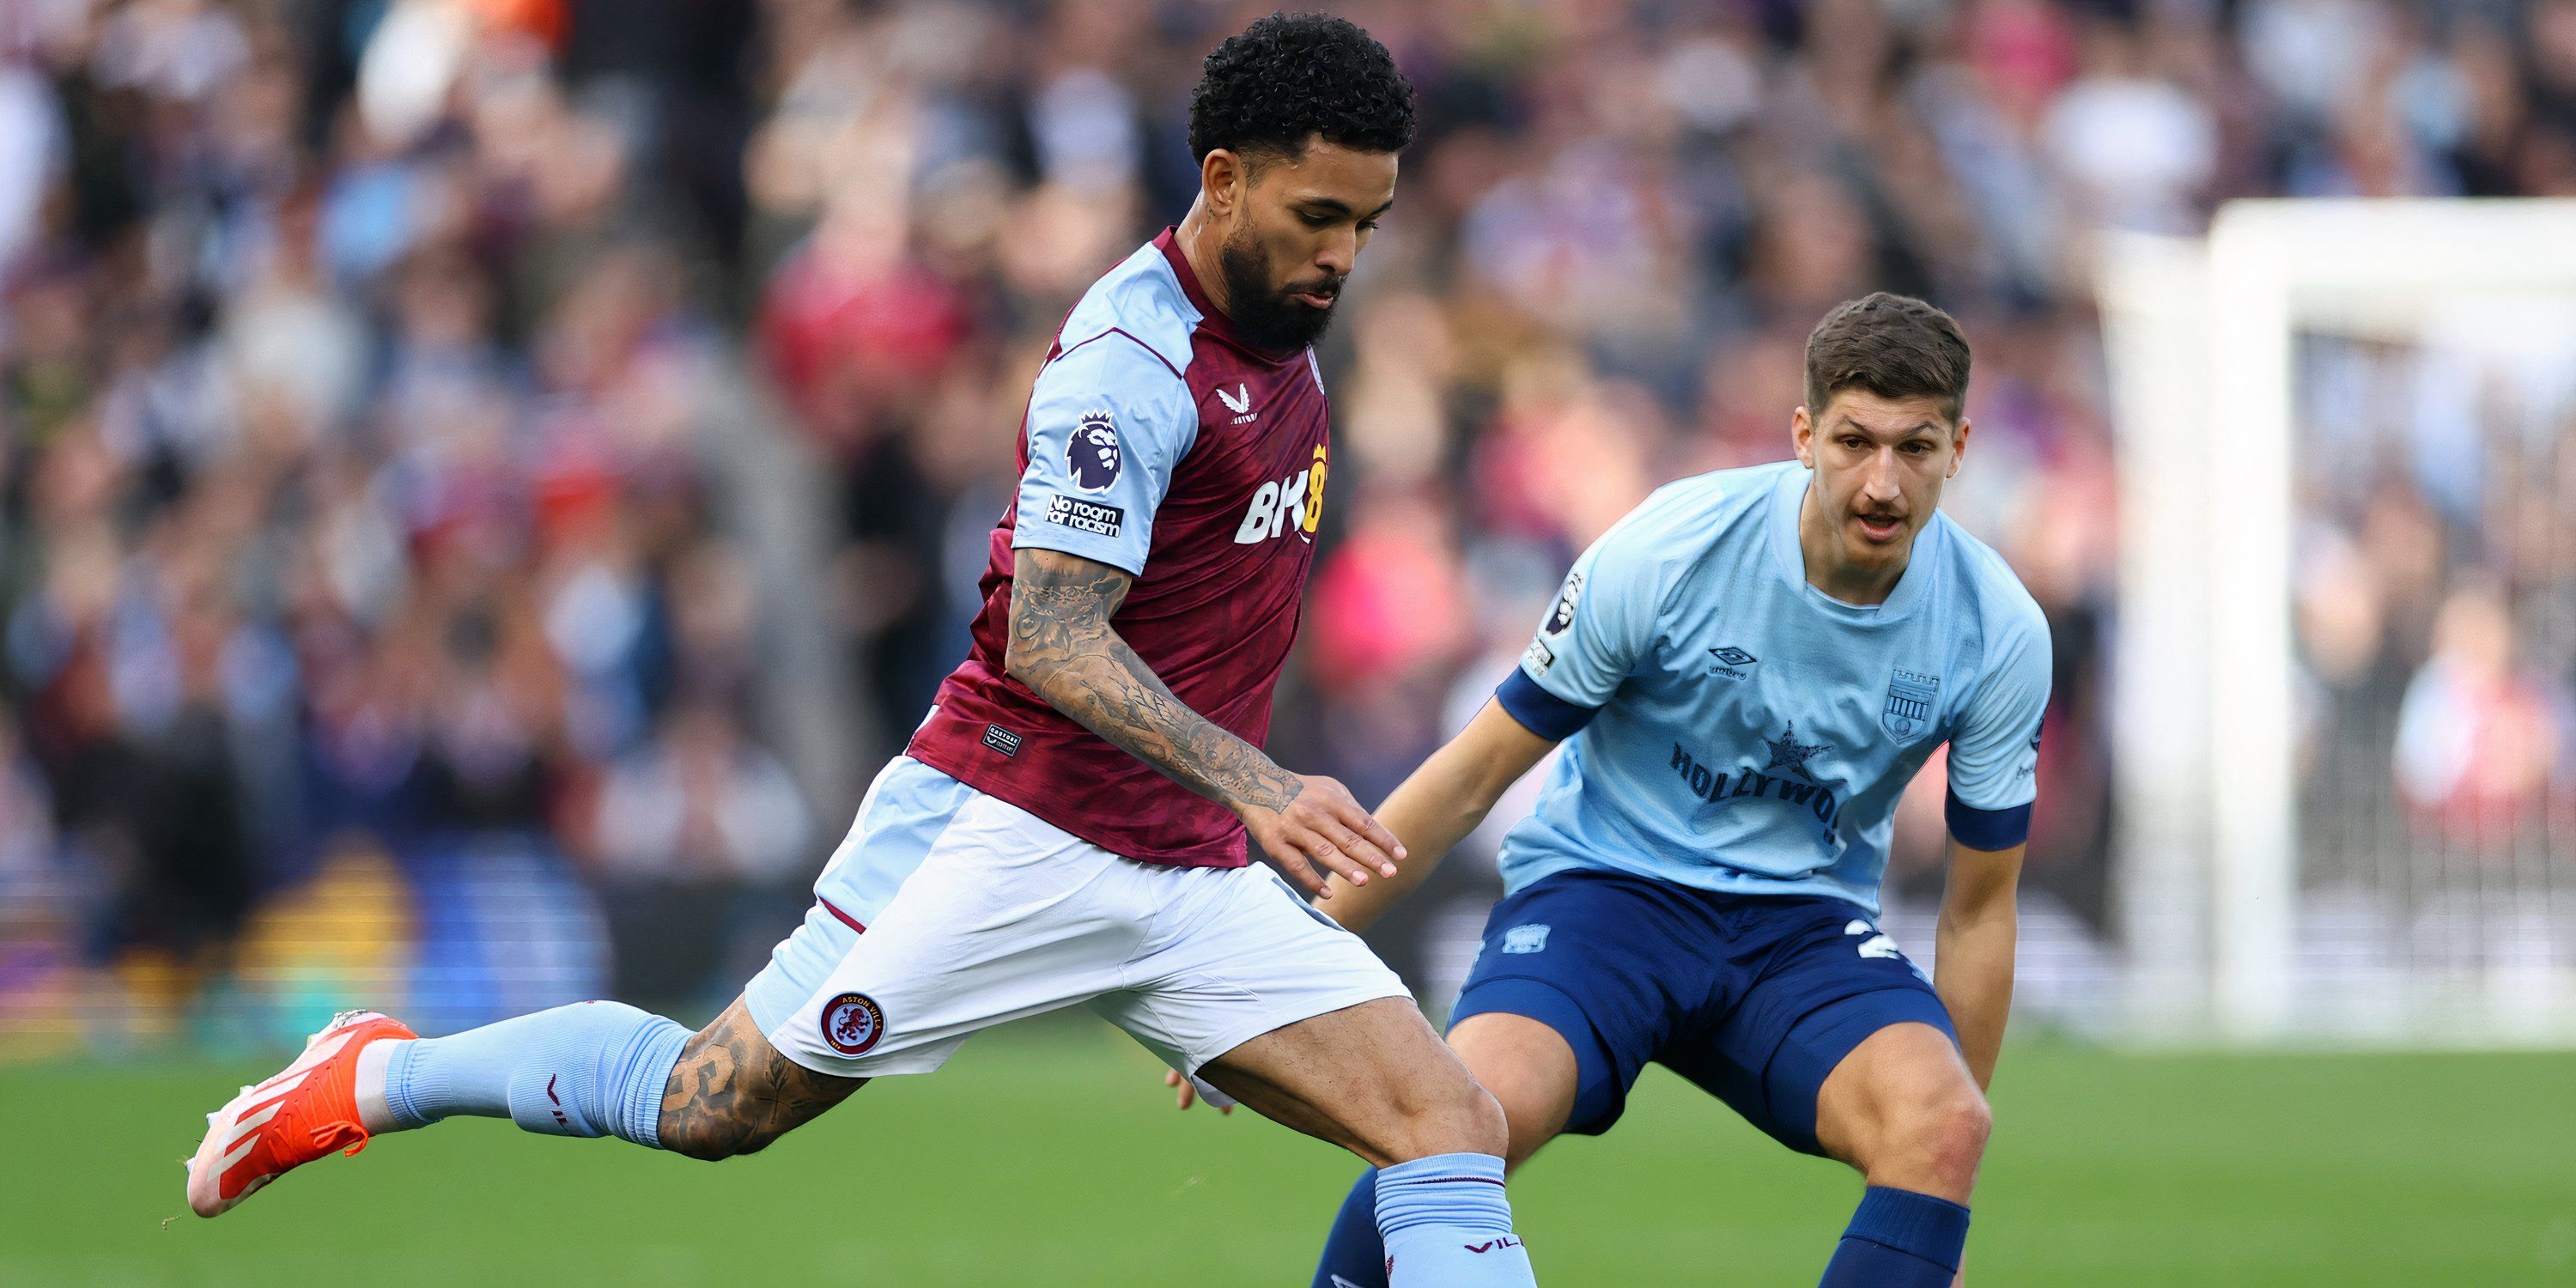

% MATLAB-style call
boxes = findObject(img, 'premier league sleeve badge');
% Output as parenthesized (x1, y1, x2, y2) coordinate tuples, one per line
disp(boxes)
(1066, 409, 1122, 493)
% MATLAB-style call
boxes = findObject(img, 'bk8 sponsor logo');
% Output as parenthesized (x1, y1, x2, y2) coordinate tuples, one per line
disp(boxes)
(1233, 443, 1329, 544)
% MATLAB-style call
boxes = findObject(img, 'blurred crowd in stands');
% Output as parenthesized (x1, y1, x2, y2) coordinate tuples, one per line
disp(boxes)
(2297, 323, 2576, 896)
(3, 0, 2573, 1050)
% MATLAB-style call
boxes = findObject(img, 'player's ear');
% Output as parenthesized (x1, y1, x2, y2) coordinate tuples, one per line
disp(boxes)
(1791, 404, 1814, 469)
(1200, 149, 1244, 219)
(1947, 416, 1971, 477)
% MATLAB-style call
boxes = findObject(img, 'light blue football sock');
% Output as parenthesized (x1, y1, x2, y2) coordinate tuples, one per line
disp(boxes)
(380, 1001, 692, 1147)
(1375, 1153, 1535, 1287)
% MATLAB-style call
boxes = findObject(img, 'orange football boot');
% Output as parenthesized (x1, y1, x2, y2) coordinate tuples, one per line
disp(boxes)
(186, 1009, 416, 1217)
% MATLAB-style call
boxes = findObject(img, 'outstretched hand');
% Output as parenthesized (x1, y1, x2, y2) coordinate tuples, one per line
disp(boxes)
(1236, 774, 1406, 898)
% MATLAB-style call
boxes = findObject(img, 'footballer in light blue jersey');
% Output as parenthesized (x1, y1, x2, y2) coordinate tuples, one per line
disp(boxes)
(1493, 456, 2048, 916)
(1297, 294, 2046, 1288)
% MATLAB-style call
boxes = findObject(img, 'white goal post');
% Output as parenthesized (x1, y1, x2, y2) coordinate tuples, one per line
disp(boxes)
(2099, 199, 2576, 1045)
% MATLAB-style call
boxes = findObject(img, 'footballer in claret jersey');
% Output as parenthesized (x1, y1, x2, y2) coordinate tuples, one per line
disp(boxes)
(188, 16, 1539, 1286)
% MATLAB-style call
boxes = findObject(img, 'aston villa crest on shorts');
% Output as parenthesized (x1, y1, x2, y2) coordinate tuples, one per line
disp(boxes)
(821, 991, 885, 1056)
(1882, 669, 1940, 739)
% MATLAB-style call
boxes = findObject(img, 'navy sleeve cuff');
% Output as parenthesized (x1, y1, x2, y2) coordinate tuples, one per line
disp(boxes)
(1945, 789, 2032, 850)
(1495, 669, 1597, 742)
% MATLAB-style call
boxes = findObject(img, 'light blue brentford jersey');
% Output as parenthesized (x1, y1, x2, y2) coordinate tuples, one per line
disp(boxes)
(1492, 460, 2050, 916)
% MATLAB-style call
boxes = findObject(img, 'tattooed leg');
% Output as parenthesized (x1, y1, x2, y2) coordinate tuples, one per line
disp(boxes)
(656, 996, 868, 1162)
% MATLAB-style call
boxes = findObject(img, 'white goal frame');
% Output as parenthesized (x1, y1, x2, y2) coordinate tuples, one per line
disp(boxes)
(2098, 198, 2576, 1044)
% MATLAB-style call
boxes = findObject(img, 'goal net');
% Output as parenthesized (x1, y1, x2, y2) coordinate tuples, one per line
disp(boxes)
(2101, 199, 2576, 1045)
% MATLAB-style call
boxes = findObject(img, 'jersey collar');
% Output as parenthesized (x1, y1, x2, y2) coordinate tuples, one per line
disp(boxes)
(1765, 462, 1936, 624)
(1154, 227, 1304, 367)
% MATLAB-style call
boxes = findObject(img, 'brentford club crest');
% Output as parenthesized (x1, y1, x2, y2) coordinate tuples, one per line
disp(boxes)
(1882, 669, 1941, 739)
(820, 991, 885, 1056)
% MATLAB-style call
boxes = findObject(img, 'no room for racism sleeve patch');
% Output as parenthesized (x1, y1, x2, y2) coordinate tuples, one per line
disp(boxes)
(1042, 494, 1125, 538)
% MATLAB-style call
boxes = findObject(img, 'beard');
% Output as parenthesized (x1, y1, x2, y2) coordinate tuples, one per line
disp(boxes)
(1218, 228, 1342, 353)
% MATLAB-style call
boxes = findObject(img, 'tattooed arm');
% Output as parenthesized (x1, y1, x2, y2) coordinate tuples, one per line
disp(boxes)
(1003, 546, 1405, 896)
(1005, 548, 1298, 811)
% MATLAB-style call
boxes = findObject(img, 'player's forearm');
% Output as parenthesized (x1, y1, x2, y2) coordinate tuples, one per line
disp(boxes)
(1933, 838, 2024, 1090)
(1013, 635, 1299, 815)
(1317, 753, 1500, 932)
(1322, 702, 1557, 932)
(1005, 553, 1298, 816)
(1933, 903, 2015, 1091)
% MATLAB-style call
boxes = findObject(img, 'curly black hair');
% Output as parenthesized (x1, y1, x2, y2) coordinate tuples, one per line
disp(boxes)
(1188, 12, 1416, 164)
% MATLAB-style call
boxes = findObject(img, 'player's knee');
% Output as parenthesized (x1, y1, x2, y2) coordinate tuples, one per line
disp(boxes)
(1449, 1013, 1582, 1167)
(654, 1112, 730, 1162)
(1386, 1076, 1510, 1163)
(657, 1107, 793, 1163)
(1462, 1082, 1513, 1158)
(1442, 1081, 1514, 1159)
(1891, 1084, 1990, 1187)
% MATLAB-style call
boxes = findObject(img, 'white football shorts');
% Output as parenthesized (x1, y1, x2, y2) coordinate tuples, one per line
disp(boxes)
(743, 756, 1411, 1082)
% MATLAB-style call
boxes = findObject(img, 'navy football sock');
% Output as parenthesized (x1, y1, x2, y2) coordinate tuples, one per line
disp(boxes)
(1819, 1186, 1971, 1288)
(1313, 1167, 1387, 1287)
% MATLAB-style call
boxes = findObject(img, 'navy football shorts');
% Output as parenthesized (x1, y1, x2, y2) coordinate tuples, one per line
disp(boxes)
(1447, 868, 1958, 1157)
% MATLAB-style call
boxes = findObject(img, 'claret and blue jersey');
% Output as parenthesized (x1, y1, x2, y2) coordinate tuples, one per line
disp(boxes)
(1492, 459, 2051, 918)
(908, 228, 1334, 867)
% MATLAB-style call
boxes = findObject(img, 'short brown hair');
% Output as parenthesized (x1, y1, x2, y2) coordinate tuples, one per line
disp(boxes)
(1802, 292, 1971, 423)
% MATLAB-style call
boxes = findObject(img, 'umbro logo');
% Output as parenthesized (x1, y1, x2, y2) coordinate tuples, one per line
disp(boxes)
(1217, 383, 1257, 423)
(1708, 645, 1757, 679)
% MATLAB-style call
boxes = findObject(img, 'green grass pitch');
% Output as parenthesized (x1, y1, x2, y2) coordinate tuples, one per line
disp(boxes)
(9, 1021, 2572, 1286)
